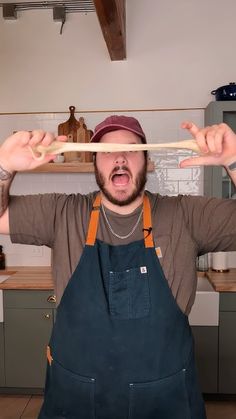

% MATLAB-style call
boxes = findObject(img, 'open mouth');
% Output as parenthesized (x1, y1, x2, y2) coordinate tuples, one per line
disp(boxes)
(110, 169, 131, 186)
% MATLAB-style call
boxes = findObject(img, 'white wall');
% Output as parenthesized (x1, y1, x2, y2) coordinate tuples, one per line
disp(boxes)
(0, 0, 236, 112)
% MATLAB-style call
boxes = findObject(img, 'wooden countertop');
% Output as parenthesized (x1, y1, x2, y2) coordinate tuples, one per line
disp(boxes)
(0, 267, 53, 290)
(0, 267, 235, 292)
(206, 268, 236, 292)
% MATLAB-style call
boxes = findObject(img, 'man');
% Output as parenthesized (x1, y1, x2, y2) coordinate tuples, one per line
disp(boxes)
(0, 115, 236, 419)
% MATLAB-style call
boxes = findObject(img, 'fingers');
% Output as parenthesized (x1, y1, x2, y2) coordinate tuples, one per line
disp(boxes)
(181, 121, 230, 156)
(181, 121, 199, 136)
(180, 121, 235, 168)
(14, 130, 66, 148)
(181, 121, 209, 154)
(27, 132, 68, 162)
(179, 157, 201, 168)
(12, 130, 52, 148)
(204, 126, 223, 155)
(179, 155, 221, 168)
(29, 131, 55, 147)
(13, 131, 32, 146)
(56, 135, 68, 143)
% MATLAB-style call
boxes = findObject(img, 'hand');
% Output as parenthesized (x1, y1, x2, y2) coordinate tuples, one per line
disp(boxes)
(0, 130, 67, 173)
(179, 122, 236, 168)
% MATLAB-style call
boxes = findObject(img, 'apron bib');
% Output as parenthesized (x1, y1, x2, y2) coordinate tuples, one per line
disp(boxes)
(39, 194, 206, 419)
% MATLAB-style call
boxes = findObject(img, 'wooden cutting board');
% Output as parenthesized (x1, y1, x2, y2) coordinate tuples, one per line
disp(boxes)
(58, 106, 93, 163)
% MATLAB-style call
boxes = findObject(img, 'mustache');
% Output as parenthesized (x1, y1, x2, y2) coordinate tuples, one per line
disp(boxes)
(109, 165, 132, 180)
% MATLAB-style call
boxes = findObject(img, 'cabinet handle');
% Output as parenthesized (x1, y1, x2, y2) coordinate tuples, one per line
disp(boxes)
(45, 313, 51, 319)
(47, 295, 56, 303)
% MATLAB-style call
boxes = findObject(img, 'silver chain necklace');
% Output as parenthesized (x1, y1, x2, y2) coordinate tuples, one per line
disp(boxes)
(101, 203, 143, 240)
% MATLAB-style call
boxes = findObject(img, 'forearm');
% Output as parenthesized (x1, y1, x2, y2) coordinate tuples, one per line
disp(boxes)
(0, 165, 15, 216)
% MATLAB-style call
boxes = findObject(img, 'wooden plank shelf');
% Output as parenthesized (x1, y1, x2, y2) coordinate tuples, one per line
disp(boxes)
(27, 160, 155, 173)
(29, 162, 94, 173)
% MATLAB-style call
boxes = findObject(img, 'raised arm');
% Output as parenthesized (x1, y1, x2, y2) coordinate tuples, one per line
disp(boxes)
(0, 130, 67, 234)
(180, 122, 236, 186)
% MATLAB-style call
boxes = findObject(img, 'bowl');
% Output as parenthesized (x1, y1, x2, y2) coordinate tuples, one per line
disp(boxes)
(53, 154, 65, 163)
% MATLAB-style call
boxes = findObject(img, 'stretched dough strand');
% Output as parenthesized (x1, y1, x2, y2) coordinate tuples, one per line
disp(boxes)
(29, 139, 201, 161)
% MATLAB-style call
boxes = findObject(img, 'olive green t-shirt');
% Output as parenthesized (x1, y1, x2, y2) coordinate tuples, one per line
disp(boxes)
(9, 191, 236, 314)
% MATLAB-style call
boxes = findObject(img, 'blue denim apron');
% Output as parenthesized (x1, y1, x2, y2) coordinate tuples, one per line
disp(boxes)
(38, 193, 206, 419)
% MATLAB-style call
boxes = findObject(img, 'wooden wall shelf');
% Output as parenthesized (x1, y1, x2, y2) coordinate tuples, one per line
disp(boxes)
(27, 160, 155, 174)
(29, 162, 94, 173)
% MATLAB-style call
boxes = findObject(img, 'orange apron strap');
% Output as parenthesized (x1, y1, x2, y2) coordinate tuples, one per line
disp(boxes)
(86, 193, 101, 246)
(86, 193, 153, 247)
(143, 194, 154, 248)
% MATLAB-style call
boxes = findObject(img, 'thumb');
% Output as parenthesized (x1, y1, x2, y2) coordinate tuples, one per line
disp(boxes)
(179, 156, 215, 168)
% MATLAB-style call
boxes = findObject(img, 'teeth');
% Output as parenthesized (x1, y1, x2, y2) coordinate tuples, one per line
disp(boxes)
(112, 173, 127, 178)
(115, 171, 127, 175)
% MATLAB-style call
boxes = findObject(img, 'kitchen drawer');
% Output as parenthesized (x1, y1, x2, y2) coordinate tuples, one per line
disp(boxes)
(3, 290, 56, 309)
(220, 293, 236, 312)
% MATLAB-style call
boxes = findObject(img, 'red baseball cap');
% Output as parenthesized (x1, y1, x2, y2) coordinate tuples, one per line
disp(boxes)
(90, 115, 146, 144)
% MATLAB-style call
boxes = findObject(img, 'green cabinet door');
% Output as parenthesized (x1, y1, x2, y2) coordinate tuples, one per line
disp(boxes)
(4, 290, 55, 389)
(219, 311, 236, 393)
(192, 326, 218, 393)
(0, 323, 5, 387)
(219, 293, 236, 394)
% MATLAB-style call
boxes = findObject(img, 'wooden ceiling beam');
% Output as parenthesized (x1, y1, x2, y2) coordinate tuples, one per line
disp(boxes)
(93, 0, 126, 61)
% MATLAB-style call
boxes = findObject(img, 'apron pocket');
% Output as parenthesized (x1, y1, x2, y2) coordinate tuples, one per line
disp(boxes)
(109, 267, 150, 319)
(128, 369, 191, 419)
(42, 359, 96, 419)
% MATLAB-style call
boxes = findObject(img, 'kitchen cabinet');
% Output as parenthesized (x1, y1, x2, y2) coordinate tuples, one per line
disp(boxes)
(218, 293, 236, 393)
(0, 323, 5, 387)
(204, 101, 236, 198)
(3, 290, 55, 389)
(192, 292, 236, 395)
(191, 326, 218, 393)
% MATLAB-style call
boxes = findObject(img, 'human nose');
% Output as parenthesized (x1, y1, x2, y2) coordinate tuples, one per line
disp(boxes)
(114, 152, 127, 164)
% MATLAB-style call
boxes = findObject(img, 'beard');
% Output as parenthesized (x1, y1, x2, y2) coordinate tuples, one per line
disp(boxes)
(94, 158, 147, 207)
